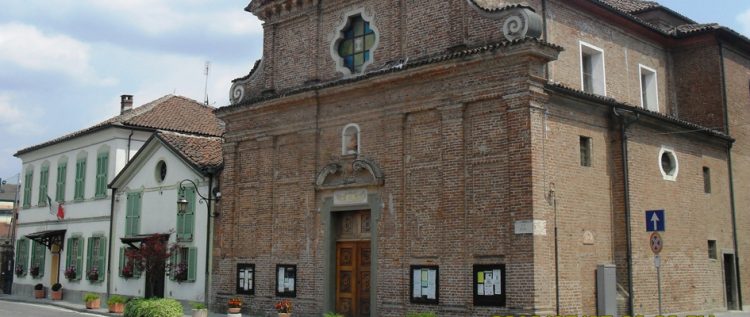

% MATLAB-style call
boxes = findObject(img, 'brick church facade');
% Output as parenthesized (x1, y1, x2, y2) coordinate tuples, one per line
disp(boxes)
(212, 0, 750, 316)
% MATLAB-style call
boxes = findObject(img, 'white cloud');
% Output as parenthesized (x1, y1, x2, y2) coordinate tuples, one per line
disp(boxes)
(0, 93, 44, 136)
(737, 8, 750, 36)
(0, 23, 116, 85)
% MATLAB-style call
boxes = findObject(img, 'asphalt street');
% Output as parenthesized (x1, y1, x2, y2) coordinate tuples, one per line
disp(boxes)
(0, 300, 101, 317)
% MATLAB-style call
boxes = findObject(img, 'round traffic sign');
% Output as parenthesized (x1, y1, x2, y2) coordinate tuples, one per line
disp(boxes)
(650, 232, 663, 254)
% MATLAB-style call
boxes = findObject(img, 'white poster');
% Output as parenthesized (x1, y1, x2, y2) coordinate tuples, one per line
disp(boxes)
(493, 269, 502, 295)
(425, 270, 437, 299)
(412, 270, 421, 297)
(277, 267, 285, 292)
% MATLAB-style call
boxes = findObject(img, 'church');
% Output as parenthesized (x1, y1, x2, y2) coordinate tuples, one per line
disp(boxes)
(213, 0, 750, 316)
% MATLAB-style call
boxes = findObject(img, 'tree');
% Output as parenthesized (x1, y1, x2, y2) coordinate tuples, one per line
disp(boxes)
(125, 233, 177, 298)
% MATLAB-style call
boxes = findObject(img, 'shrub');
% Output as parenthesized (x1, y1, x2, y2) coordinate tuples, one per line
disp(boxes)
(405, 312, 437, 317)
(191, 302, 207, 310)
(323, 313, 344, 317)
(124, 298, 182, 317)
(83, 292, 100, 302)
(108, 294, 128, 305)
(34, 283, 43, 290)
(51, 283, 62, 291)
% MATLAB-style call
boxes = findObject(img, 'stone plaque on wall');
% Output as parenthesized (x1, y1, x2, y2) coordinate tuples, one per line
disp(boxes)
(514, 220, 547, 236)
(333, 189, 368, 206)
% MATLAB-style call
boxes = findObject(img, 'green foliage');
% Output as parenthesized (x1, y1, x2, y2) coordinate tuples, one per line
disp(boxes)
(323, 312, 344, 317)
(34, 283, 43, 290)
(191, 302, 207, 310)
(108, 294, 128, 305)
(83, 292, 100, 302)
(123, 298, 182, 317)
(405, 312, 437, 317)
(51, 283, 62, 291)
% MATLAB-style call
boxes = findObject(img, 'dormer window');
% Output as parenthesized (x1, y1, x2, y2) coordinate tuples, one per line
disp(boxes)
(332, 10, 379, 76)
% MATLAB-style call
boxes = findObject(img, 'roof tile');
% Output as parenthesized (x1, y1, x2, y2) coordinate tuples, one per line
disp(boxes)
(157, 131, 223, 171)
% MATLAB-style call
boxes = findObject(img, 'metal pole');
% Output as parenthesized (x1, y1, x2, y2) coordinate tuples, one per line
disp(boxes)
(656, 255, 662, 315)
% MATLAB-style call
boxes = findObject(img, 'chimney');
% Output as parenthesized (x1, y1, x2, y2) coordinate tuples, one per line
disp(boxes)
(120, 95, 133, 114)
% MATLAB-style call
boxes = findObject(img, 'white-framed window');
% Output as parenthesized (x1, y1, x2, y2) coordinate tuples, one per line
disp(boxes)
(639, 64, 658, 111)
(580, 41, 606, 96)
(342, 123, 361, 155)
(658, 146, 679, 181)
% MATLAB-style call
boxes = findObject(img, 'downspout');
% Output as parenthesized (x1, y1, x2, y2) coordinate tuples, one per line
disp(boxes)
(718, 42, 743, 309)
(106, 187, 116, 298)
(614, 107, 639, 315)
(204, 169, 215, 307)
(541, 0, 549, 78)
(127, 130, 134, 161)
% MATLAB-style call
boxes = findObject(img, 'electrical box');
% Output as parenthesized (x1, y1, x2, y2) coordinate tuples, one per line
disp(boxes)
(597, 264, 617, 317)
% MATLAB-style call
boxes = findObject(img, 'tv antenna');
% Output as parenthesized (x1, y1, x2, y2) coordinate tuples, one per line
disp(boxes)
(203, 61, 211, 105)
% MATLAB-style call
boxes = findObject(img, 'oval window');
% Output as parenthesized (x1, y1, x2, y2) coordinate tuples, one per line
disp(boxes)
(155, 160, 167, 183)
(658, 148, 678, 181)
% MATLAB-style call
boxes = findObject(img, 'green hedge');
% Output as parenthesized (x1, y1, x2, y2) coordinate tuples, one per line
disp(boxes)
(124, 298, 182, 317)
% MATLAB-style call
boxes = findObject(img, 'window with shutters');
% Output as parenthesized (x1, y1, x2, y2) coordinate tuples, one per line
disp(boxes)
(65, 236, 84, 280)
(125, 192, 142, 236)
(56, 160, 67, 202)
(30, 241, 46, 278)
(74, 157, 86, 201)
(170, 246, 197, 282)
(177, 187, 196, 242)
(15, 239, 29, 276)
(119, 247, 142, 279)
(95, 152, 109, 198)
(22, 168, 33, 208)
(86, 236, 107, 282)
(38, 164, 49, 206)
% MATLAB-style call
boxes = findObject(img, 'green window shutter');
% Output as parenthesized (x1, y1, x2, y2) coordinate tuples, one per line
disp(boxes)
(125, 193, 141, 236)
(97, 236, 106, 281)
(75, 159, 85, 200)
(186, 188, 195, 241)
(86, 237, 94, 278)
(65, 237, 72, 270)
(23, 171, 32, 208)
(118, 247, 124, 277)
(176, 189, 186, 240)
(76, 238, 83, 280)
(15, 239, 28, 276)
(32, 242, 45, 278)
(96, 153, 108, 197)
(187, 247, 197, 282)
(125, 194, 132, 236)
(38, 167, 49, 206)
(56, 163, 67, 202)
(169, 252, 177, 281)
(134, 193, 141, 235)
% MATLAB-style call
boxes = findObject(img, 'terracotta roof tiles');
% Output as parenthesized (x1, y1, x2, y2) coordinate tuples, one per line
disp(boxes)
(157, 131, 223, 171)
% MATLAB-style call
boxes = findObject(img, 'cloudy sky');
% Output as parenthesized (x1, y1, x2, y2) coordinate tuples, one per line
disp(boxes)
(1, 0, 749, 181)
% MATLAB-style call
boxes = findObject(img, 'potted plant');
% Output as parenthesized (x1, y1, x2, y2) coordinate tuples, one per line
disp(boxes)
(14, 264, 24, 276)
(84, 292, 101, 309)
(64, 266, 77, 280)
(87, 267, 99, 281)
(107, 294, 127, 313)
(274, 299, 292, 317)
(121, 265, 134, 278)
(33, 283, 44, 299)
(30, 265, 40, 278)
(191, 302, 208, 317)
(51, 283, 63, 300)
(173, 263, 188, 282)
(227, 297, 242, 314)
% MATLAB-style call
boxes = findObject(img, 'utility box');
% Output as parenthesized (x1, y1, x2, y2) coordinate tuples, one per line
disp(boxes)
(597, 264, 617, 317)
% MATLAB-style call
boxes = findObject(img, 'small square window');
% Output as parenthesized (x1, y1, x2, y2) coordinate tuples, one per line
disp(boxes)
(708, 240, 717, 260)
(580, 136, 592, 167)
(237, 264, 255, 295)
(640, 65, 658, 111)
(703, 167, 711, 193)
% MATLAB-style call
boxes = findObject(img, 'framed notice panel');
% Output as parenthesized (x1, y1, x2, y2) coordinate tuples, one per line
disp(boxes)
(410, 265, 439, 304)
(236, 264, 255, 295)
(276, 264, 297, 297)
(473, 264, 506, 306)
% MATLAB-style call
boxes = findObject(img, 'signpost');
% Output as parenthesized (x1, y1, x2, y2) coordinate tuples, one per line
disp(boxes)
(650, 232, 663, 315)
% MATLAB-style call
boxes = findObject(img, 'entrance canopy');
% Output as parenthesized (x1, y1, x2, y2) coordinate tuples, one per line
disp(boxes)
(25, 229, 66, 250)
(120, 233, 170, 249)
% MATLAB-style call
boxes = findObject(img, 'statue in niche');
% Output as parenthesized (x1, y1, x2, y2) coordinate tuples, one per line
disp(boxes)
(343, 124, 359, 155)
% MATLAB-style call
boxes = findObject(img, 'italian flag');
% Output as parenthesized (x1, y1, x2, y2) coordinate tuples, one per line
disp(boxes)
(46, 195, 65, 220)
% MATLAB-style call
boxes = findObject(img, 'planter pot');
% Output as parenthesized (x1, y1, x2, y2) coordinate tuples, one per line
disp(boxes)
(51, 290, 62, 300)
(192, 309, 208, 317)
(278, 313, 291, 317)
(227, 307, 241, 314)
(33, 289, 45, 299)
(86, 298, 101, 309)
(109, 302, 124, 313)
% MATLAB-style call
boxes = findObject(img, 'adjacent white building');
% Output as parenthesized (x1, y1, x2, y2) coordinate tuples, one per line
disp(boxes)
(108, 130, 222, 303)
(12, 95, 223, 302)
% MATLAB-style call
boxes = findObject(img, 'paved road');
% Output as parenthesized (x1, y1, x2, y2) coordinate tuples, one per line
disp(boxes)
(0, 300, 102, 317)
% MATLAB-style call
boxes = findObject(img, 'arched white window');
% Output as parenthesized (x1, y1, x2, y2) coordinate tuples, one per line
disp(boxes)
(342, 123, 361, 155)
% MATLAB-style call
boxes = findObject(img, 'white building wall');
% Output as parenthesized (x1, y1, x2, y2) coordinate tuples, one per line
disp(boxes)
(110, 144, 209, 302)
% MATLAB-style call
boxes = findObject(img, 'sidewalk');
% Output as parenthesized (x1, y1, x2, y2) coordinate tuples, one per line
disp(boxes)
(0, 294, 227, 317)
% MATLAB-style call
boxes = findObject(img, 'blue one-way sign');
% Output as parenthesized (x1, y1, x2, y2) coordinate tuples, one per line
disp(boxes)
(646, 210, 665, 232)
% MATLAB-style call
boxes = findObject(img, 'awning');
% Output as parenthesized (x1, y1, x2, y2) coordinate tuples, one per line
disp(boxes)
(120, 233, 170, 249)
(25, 229, 66, 250)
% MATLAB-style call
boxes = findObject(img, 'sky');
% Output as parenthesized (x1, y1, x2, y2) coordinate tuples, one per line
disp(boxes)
(0, 0, 749, 181)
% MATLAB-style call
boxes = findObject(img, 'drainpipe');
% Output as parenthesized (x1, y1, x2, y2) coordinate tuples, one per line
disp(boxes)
(614, 107, 639, 315)
(127, 130, 134, 161)
(106, 187, 116, 298)
(718, 42, 743, 309)
(541, 0, 549, 78)
(204, 169, 215, 307)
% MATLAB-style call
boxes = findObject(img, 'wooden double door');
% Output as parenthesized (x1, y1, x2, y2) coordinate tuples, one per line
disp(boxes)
(336, 241, 371, 317)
